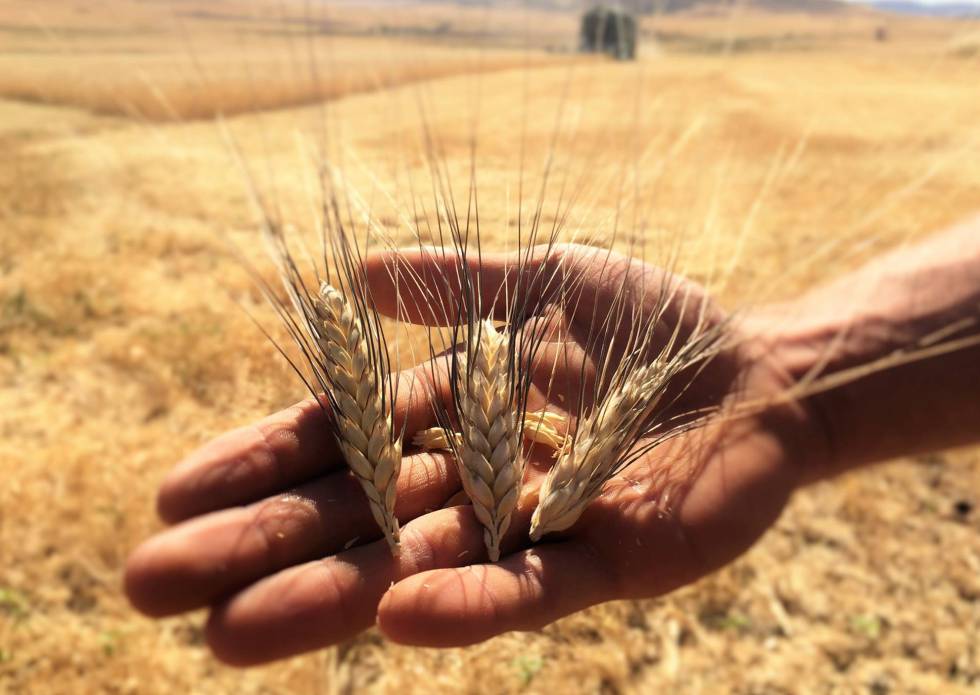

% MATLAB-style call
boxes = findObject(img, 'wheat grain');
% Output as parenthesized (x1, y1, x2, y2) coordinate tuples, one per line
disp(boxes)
(413, 427, 461, 451)
(522, 410, 568, 449)
(412, 409, 566, 452)
(313, 282, 402, 553)
(454, 320, 524, 562)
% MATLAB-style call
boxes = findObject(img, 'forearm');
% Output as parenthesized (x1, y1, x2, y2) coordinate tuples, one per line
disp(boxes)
(763, 216, 980, 482)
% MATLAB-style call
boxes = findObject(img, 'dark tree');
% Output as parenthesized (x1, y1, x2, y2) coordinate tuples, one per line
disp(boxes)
(580, 6, 637, 61)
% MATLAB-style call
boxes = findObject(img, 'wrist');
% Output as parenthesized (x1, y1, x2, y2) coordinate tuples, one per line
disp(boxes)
(745, 289, 980, 483)
(731, 313, 838, 488)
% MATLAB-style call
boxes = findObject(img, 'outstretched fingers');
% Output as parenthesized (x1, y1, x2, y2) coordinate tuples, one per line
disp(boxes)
(377, 541, 618, 648)
(125, 450, 460, 618)
(363, 245, 560, 325)
(156, 400, 338, 524)
(364, 243, 656, 333)
(198, 474, 599, 664)
(203, 504, 488, 665)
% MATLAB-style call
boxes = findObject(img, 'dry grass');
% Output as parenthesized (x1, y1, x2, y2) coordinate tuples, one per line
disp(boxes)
(2, 1, 980, 693)
(948, 29, 980, 57)
(0, 0, 573, 120)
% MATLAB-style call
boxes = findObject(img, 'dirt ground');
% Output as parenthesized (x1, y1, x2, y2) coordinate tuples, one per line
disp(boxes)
(1, 2, 979, 693)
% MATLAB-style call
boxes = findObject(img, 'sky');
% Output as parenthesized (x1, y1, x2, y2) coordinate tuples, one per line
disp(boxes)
(846, 0, 980, 4)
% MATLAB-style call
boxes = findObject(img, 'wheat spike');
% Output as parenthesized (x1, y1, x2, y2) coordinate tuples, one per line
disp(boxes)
(455, 320, 523, 562)
(529, 360, 668, 541)
(314, 282, 402, 553)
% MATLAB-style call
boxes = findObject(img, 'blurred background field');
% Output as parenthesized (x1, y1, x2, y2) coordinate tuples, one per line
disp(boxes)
(1, 1, 979, 693)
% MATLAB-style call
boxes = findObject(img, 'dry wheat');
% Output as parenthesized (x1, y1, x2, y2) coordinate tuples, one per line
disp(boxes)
(522, 410, 568, 449)
(454, 320, 524, 562)
(313, 283, 402, 553)
(412, 427, 461, 451)
(413, 409, 566, 452)
(528, 294, 731, 541)
(530, 360, 669, 540)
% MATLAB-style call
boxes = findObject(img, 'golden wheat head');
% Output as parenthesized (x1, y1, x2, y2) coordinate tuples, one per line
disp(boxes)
(454, 320, 523, 562)
(313, 283, 402, 553)
(530, 361, 669, 539)
(530, 301, 730, 541)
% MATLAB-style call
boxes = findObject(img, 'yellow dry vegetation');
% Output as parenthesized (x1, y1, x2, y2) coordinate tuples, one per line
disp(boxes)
(1, 1, 979, 693)
(0, 0, 573, 119)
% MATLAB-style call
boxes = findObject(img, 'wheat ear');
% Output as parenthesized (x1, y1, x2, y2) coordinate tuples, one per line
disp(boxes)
(529, 360, 668, 540)
(454, 320, 523, 562)
(314, 283, 402, 553)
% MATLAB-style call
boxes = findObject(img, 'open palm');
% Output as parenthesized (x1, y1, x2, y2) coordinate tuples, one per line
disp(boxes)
(125, 245, 821, 665)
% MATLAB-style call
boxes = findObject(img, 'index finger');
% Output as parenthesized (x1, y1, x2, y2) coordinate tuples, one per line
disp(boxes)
(363, 245, 557, 325)
(364, 244, 672, 334)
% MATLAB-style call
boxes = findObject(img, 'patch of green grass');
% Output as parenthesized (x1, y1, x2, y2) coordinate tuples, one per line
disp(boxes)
(701, 610, 752, 632)
(96, 503, 124, 525)
(134, 309, 231, 405)
(0, 587, 29, 620)
(100, 630, 120, 657)
(0, 286, 110, 339)
(653, 30, 823, 54)
(850, 614, 882, 640)
(513, 654, 544, 687)
(0, 289, 52, 335)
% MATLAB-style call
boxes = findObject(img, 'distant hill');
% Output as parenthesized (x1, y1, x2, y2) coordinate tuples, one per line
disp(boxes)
(860, 1, 979, 16)
(452, 0, 851, 13)
(640, 0, 847, 12)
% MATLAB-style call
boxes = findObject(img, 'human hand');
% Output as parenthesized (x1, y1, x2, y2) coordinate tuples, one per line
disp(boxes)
(124, 245, 823, 665)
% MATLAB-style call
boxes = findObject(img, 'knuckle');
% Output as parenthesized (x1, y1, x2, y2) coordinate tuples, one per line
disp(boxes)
(249, 495, 319, 563)
(399, 523, 438, 576)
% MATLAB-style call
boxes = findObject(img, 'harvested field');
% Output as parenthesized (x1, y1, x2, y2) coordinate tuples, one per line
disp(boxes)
(1, 1, 979, 693)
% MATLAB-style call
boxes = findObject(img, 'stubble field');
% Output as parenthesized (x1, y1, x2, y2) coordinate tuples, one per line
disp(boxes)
(1, 1, 979, 693)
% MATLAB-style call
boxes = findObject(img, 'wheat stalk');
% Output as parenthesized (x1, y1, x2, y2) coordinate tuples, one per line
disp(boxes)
(250, 248, 404, 555)
(312, 283, 402, 553)
(452, 320, 524, 562)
